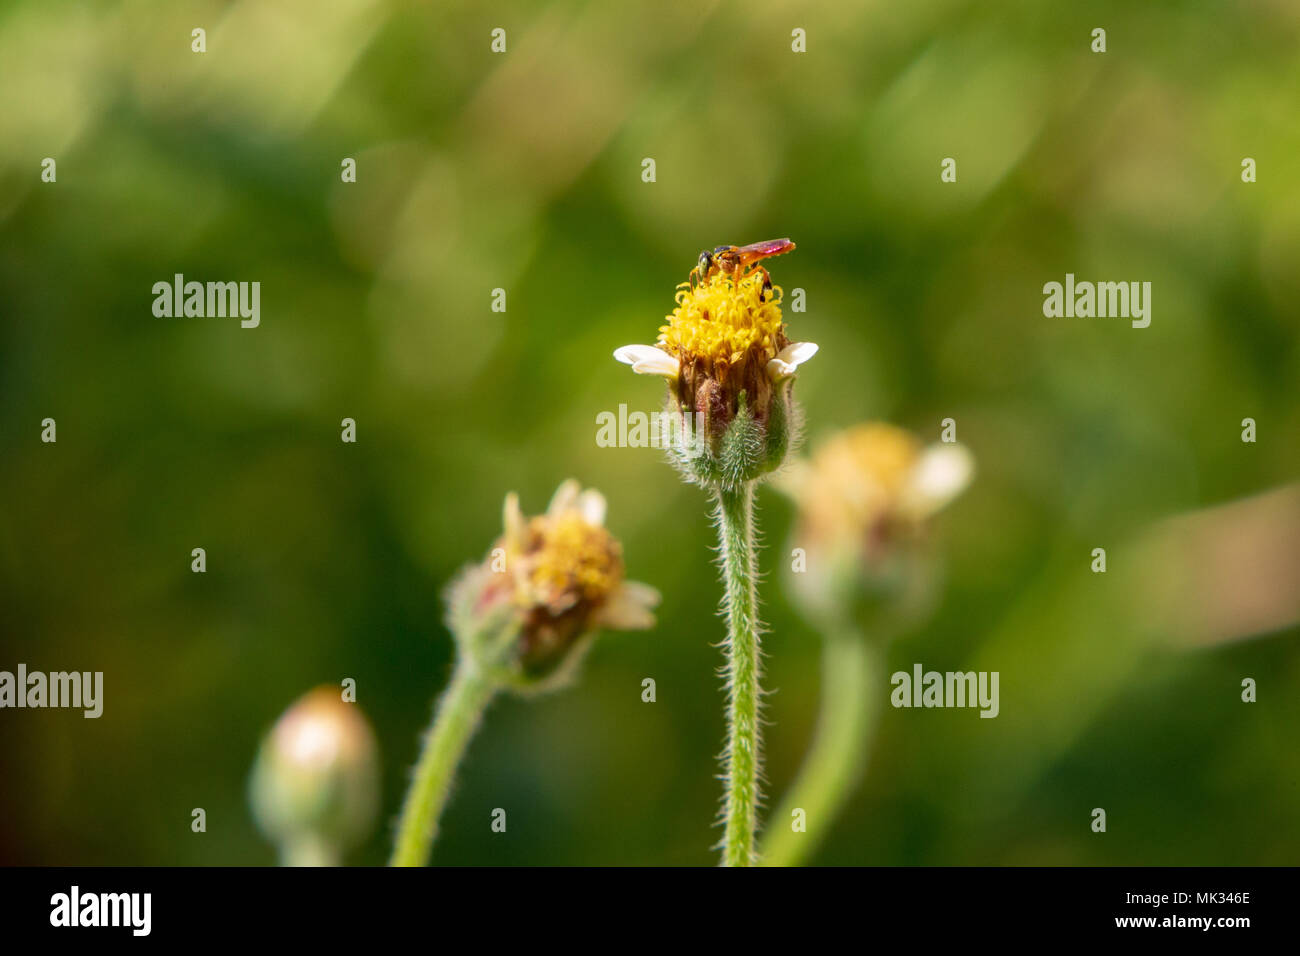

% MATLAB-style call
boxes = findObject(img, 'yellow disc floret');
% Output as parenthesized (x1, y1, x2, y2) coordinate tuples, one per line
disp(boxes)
(658, 271, 785, 375)
(526, 512, 624, 609)
(798, 425, 922, 545)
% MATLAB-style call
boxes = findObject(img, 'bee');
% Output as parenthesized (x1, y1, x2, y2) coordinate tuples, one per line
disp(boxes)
(689, 238, 795, 300)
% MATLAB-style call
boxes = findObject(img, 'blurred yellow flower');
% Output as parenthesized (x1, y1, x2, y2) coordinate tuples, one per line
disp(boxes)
(461, 480, 658, 685)
(392, 480, 659, 866)
(784, 423, 974, 565)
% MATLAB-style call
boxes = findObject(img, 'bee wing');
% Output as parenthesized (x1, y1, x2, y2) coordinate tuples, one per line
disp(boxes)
(736, 238, 795, 264)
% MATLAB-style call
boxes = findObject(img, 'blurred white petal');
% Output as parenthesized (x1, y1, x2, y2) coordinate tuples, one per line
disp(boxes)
(576, 489, 607, 526)
(596, 581, 660, 630)
(547, 479, 581, 517)
(903, 443, 975, 518)
(502, 492, 526, 547)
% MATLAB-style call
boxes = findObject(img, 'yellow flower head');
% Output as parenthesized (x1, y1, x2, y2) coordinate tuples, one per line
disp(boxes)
(784, 423, 975, 561)
(613, 241, 818, 488)
(463, 481, 659, 686)
(780, 424, 974, 621)
(659, 271, 788, 381)
(506, 493, 625, 614)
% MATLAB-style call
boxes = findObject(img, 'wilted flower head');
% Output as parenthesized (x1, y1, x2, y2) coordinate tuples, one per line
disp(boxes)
(782, 424, 974, 621)
(614, 244, 817, 489)
(449, 480, 658, 691)
(249, 686, 379, 864)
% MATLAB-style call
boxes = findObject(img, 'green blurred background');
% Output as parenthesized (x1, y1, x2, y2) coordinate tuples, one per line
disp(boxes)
(2, 0, 1298, 865)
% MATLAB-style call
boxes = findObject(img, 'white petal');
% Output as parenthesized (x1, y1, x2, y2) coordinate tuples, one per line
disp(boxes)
(502, 492, 526, 547)
(767, 341, 819, 381)
(902, 444, 975, 519)
(575, 489, 607, 527)
(614, 345, 679, 378)
(547, 479, 581, 517)
(618, 579, 661, 609)
(613, 345, 664, 366)
(778, 341, 819, 366)
(595, 581, 660, 630)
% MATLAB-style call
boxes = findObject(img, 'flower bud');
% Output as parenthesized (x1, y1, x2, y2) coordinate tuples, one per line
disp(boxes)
(249, 686, 379, 864)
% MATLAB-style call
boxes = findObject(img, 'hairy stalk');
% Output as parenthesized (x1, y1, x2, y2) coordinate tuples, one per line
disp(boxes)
(390, 659, 495, 867)
(762, 625, 880, 866)
(715, 482, 763, 866)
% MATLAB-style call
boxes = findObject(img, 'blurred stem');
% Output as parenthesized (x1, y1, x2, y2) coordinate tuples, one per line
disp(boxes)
(280, 834, 339, 867)
(390, 659, 494, 867)
(715, 482, 762, 867)
(762, 625, 880, 867)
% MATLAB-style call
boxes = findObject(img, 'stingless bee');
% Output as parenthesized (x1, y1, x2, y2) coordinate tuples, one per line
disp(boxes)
(688, 238, 796, 300)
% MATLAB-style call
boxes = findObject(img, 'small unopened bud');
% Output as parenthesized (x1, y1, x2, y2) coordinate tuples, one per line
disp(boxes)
(249, 686, 379, 865)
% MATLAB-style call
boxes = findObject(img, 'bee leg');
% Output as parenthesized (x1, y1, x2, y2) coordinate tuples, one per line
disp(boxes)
(756, 267, 774, 301)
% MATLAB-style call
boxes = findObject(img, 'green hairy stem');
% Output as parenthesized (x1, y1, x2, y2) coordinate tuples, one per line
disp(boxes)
(715, 482, 763, 866)
(390, 660, 495, 867)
